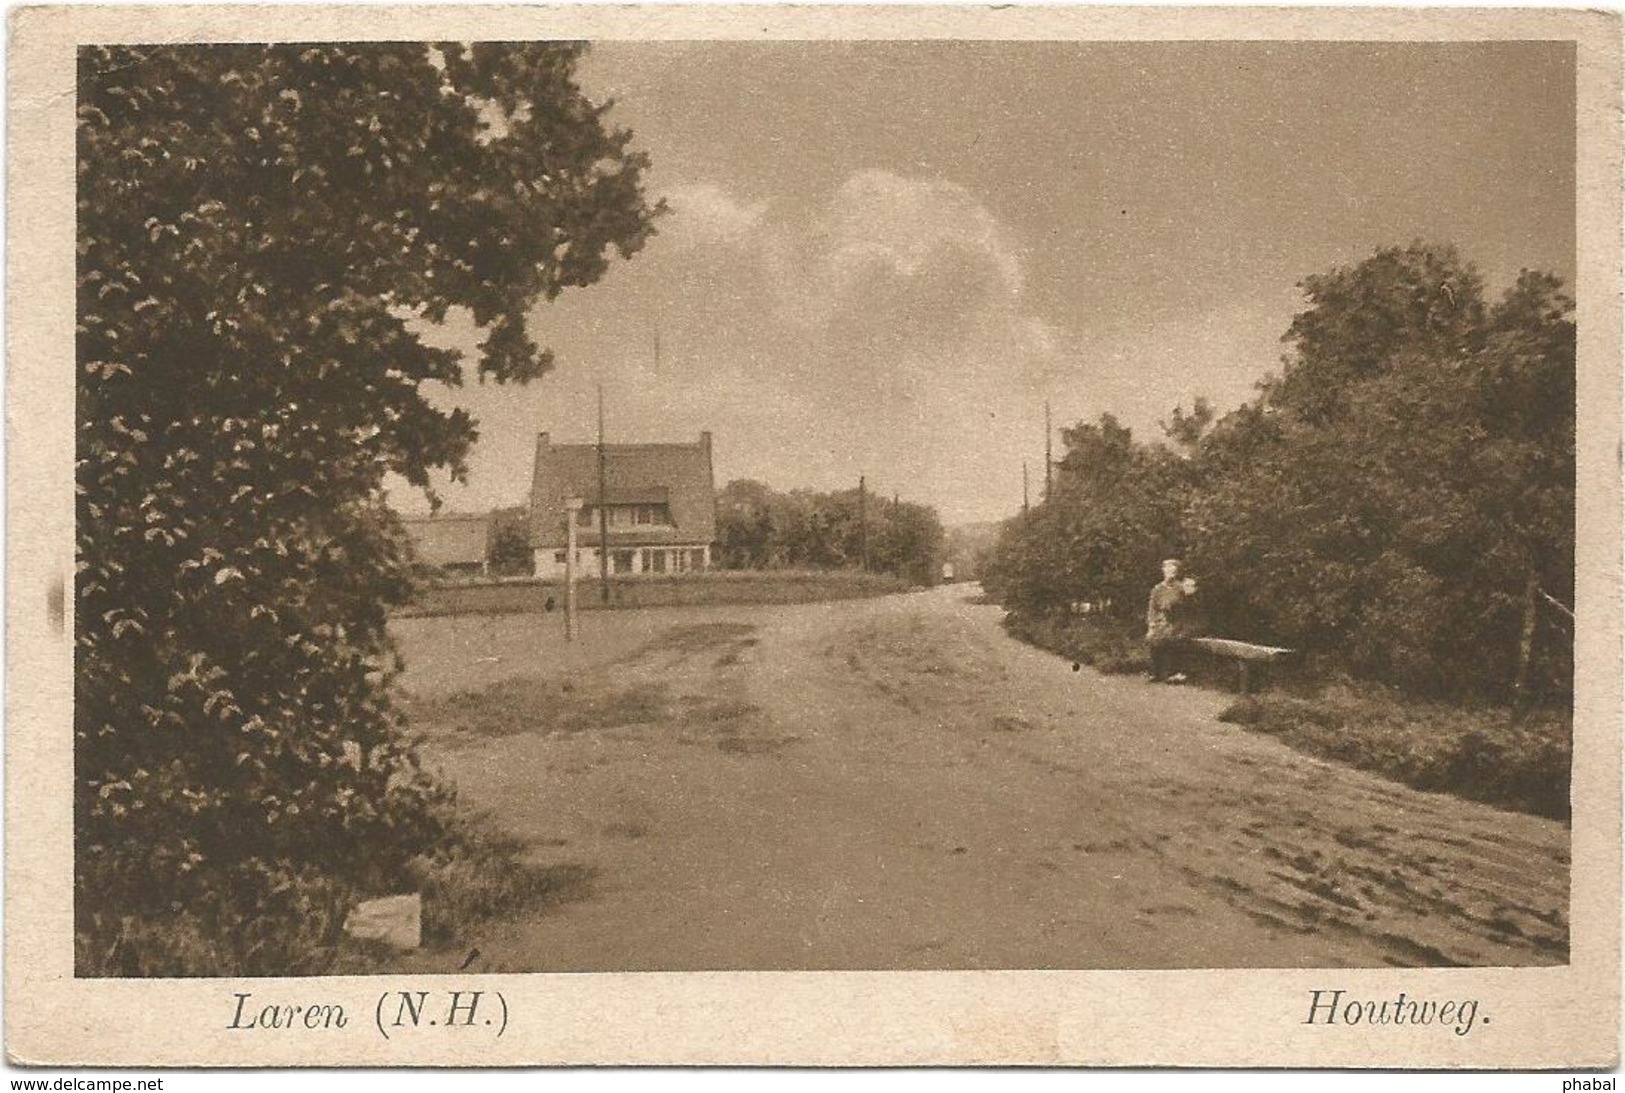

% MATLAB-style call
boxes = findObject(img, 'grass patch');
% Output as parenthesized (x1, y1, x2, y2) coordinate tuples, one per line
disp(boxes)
(1219, 685, 1571, 821)
(402, 678, 677, 742)
(404, 812, 596, 948)
(625, 622, 760, 667)
(76, 786, 584, 976)
(77, 810, 597, 976)
(647, 621, 759, 654)
(75, 872, 354, 977)
(1002, 608, 1569, 822)
(716, 734, 798, 756)
(398, 570, 915, 619)
(1002, 610, 1150, 675)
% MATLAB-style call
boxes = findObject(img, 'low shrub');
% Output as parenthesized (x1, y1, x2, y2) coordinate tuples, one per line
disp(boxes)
(1003, 607, 1570, 822)
(75, 801, 575, 975)
(400, 570, 913, 618)
(1002, 611, 1150, 676)
(406, 813, 594, 946)
(1219, 685, 1571, 821)
(75, 866, 355, 977)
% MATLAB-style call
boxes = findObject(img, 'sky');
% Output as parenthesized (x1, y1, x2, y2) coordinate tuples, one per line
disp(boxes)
(394, 41, 1575, 526)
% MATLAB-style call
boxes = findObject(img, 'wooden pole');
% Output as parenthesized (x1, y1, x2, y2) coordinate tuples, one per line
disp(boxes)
(1022, 461, 1030, 514)
(858, 475, 869, 572)
(597, 384, 611, 604)
(564, 497, 581, 641)
(1044, 400, 1053, 500)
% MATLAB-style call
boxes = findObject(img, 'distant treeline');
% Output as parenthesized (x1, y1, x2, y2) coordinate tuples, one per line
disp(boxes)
(716, 480, 945, 586)
(982, 244, 1575, 704)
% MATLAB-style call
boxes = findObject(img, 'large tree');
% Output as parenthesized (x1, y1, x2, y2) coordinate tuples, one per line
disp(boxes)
(981, 414, 1190, 617)
(75, 43, 660, 971)
(1188, 247, 1574, 697)
(985, 243, 1574, 702)
(714, 479, 945, 583)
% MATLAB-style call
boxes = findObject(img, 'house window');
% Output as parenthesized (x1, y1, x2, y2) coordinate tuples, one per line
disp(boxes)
(553, 550, 567, 564)
(613, 549, 636, 574)
(650, 549, 667, 574)
(689, 548, 706, 571)
(579, 503, 669, 528)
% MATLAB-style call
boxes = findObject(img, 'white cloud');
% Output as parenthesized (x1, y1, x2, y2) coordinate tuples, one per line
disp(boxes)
(661, 182, 769, 247)
(819, 169, 1024, 293)
(408, 171, 1085, 524)
(765, 170, 1028, 332)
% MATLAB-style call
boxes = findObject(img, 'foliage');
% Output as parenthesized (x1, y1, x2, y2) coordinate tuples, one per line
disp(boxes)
(400, 569, 911, 618)
(76, 43, 660, 972)
(1000, 613, 1150, 676)
(980, 414, 1190, 616)
(984, 244, 1575, 702)
(1220, 687, 1571, 820)
(75, 870, 355, 977)
(942, 521, 1001, 582)
(406, 814, 594, 947)
(487, 506, 534, 576)
(715, 479, 945, 585)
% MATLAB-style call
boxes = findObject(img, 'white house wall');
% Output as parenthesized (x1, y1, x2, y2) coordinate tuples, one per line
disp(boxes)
(532, 544, 712, 581)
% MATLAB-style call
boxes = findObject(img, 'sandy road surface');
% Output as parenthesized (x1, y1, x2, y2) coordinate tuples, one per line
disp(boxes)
(387, 585, 1568, 970)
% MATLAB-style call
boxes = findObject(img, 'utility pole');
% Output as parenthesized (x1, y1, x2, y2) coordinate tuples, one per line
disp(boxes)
(597, 384, 611, 604)
(1044, 400, 1053, 500)
(1022, 461, 1030, 514)
(858, 475, 869, 572)
(564, 497, 582, 641)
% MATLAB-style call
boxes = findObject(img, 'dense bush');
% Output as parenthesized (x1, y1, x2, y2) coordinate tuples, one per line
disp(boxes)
(487, 506, 535, 576)
(406, 813, 592, 948)
(75, 870, 356, 977)
(75, 43, 659, 973)
(984, 244, 1574, 705)
(398, 569, 912, 618)
(716, 479, 945, 585)
(1220, 688, 1571, 821)
(1001, 613, 1149, 676)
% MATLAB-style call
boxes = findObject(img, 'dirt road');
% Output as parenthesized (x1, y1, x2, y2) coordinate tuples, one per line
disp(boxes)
(389, 585, 1568, 970)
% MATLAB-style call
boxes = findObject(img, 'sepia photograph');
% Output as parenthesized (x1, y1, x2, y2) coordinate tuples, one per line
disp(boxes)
(8, 4, 1620, 1068)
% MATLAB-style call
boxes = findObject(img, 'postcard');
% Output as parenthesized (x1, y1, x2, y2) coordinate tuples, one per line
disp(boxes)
(7, 4, 1619, 1067)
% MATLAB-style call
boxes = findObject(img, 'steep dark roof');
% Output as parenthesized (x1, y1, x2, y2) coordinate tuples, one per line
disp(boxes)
(528, 432, 718, 549)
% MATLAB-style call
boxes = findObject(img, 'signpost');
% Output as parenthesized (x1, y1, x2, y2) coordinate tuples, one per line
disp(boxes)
(564, 496, 583, 642)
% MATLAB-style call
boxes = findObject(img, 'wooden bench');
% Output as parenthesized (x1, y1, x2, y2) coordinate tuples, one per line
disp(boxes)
(1190, 637, 1295, 694)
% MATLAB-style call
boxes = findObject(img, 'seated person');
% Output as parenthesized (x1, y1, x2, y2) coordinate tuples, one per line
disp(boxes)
(1146, 559, 1201, 683)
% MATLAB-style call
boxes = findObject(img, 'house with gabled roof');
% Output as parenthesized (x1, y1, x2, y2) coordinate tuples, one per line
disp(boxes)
(528, 431, 718, 580)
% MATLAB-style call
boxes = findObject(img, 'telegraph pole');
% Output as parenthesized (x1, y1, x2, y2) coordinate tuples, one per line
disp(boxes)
(597, 384, 611, 604)
(858, 475, 869, 572)
(564, 497, 582, 641)
(1044, 400, 1053, 500)
(1022, 461, 1030, 514)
